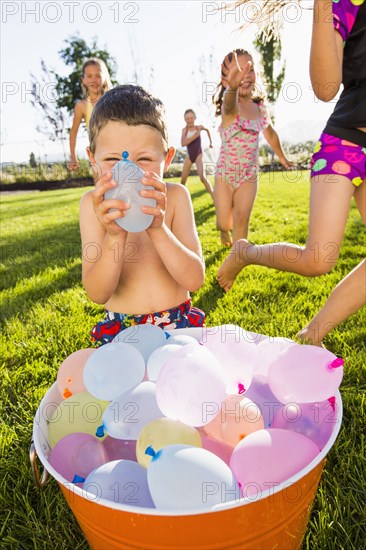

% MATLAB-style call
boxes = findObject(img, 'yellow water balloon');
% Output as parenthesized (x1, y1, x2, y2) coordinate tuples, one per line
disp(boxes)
(136, 418, 202, 468)
(48, 391, 109, 447)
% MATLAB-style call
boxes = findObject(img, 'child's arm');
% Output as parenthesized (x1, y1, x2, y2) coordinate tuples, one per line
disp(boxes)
(69, 101, 84, 170)
(181, 127, 202, 147)
(204, 128, 213, 147)
(263, 125, 292, 169)
(221, 52, 252, 117)
(79, 171, 130, 304)
(310, 0, 344, 101)
(141, 173, 205, 292)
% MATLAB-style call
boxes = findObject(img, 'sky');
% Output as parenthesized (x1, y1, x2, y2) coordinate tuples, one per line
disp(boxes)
(1, 0, 339, 163)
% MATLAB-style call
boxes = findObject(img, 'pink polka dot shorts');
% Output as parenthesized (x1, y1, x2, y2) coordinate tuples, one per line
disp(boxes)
(311, 132, 366, 187)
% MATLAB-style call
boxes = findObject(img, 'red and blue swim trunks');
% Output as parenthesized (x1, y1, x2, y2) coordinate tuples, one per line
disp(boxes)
(310, 133, 366, 187)
(90, 299, 206, 347)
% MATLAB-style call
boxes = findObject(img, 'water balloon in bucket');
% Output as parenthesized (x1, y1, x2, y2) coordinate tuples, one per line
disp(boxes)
(156, 343, 226, 426)
(83, 342, 145, 401)
(49, 432, 109, 484)
(146, 344, 181, 381)
(166, 335, 199, 346)
(203, 395, 264, 446)
(136, 418, 202, 468)
(113, 324, 167, 363)
(47, 391, 109, 447)
(230, 429, 320, 498)
(84, 459, 155, 508)
(101, 381, 163, 440)
(268, 345, 344, 403)
(202, 324, 256, 394)
(102, 436, 137, 462)
(104, 151, 156, 232)
(271, 399, 338, 450)
(146, 444, 238, 510)
(56, 348, 94, 399)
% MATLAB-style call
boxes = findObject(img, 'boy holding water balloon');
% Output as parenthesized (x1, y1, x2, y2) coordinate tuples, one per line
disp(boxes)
(80, 85, 205, 346)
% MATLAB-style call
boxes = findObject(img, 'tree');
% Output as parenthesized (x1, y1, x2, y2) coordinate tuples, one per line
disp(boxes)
(254, 32, 286, 168)
(254, 33, 286, 107)
(29, 35, 118, 158)
(30, 60, 69, 162)
(29, 152, 37, 168)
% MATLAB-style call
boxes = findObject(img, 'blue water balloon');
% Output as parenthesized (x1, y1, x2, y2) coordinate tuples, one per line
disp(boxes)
(105, 151, 156, 232)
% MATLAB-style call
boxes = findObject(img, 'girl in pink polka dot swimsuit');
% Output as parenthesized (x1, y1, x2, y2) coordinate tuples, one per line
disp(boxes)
(213, 49, 291, 247)
(218, 0, 365, 348)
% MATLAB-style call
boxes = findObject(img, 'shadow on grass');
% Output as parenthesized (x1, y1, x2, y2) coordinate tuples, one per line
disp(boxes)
(190, 188, 208, 201)
(194, 205, 216, 227)
(0, 262, 82, 323)
(0, 221, 81, 291)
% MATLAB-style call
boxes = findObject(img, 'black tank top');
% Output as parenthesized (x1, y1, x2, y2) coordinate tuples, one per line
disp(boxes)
(325, 1, 366, 146)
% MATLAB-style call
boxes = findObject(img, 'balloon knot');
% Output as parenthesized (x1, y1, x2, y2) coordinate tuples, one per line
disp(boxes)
(329, 358, 344, 369)
(63, 388, 72, 399)
(328, 396, 336, 411)
(164, 332, 171, 340)
(96, 425, 105, 438)
(72, 475, 85, 484)
(122, 151, 129, 160)
(238, 383, 245, 394)
(145, 445, 156, 458)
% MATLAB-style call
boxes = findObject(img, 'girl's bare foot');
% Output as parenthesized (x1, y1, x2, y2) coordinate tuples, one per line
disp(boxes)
(217, 239, 252, 291)
(220, 230, 233, 247)
(297, 327, 325, 348)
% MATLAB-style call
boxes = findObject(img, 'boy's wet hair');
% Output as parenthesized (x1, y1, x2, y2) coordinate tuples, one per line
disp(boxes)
(89, 85, 169, 153)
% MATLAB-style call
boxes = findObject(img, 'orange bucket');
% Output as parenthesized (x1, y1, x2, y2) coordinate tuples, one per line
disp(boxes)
(31, 328, 342, 550)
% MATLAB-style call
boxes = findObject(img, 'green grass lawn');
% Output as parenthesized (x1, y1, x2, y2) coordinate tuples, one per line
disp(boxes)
(1, 172, 365, 549)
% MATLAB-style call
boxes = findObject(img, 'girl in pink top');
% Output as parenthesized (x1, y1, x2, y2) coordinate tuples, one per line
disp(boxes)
(213, 49, 291, 247)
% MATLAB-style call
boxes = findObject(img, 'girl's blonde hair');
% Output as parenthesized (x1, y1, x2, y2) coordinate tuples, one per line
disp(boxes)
(212, 49, 265, 117)
(81, 58, 112, 99)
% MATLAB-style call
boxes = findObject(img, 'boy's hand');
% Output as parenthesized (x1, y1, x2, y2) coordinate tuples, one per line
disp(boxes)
(92, 170, 130, 236)
(222, 52, 251, 91)
(140, 172, 167, 232)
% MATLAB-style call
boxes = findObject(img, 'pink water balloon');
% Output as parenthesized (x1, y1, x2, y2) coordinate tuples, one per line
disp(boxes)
(201, 324, 257, 394)
(230, 429, 320, 498)
(254, 337, 296, 378)
(268, 345, 344, 403)
(156, 344, 226, 427)
(102, 436, 137, 461)
(271, 398, 338, 450)
(49, 432, 109, 484)
(243, 375, 282, 428)
(201, 436, 233, 466)
(57, 348, 94, 399)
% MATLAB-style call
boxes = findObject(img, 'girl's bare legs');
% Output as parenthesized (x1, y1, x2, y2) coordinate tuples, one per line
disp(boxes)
(196, 154, 214, 197)
(213, 175, 234, 246)
(181, 156, 192, 185)
(232, 178, 258, 242)
(218, 174, 355, 291)
(298, 179, 366, 345)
